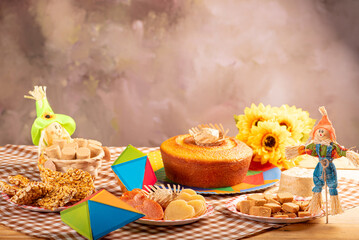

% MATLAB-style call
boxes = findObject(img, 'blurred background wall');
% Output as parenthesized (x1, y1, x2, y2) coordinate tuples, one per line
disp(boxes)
(0, 0, 358, 147)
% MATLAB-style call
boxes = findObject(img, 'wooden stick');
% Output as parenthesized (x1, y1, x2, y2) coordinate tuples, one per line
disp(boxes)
(324, 174, 328, 224)
(322, 159, 329, 224)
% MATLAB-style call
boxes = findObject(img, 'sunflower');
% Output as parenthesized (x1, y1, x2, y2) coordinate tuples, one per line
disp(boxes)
(298, 114, 316, 142)
(247, 121, 295, 167)
(234, 103, 273, 143)
(275, 157, 297, 170)
(273, 107, 304, 142)
(277, 105, 316, 143)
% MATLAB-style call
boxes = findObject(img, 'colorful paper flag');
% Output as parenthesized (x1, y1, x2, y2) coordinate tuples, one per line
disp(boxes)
(111, 145, 157, 191)
(61, 189, 144, 240)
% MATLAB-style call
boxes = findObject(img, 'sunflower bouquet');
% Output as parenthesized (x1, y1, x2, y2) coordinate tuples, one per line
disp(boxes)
(234, 104, 316, 170)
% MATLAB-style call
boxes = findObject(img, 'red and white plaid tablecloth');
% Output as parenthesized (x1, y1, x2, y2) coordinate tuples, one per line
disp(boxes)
(0, 144, 359, 240)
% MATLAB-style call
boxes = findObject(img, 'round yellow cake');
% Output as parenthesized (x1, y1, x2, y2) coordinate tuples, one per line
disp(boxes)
(160, 134, 253, 188)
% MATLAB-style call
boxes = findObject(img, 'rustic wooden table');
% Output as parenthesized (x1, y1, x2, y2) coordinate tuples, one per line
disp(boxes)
(0, 157, 358, 240)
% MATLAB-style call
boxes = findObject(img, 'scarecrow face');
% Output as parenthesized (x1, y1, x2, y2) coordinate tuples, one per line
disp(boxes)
(45, 122, 64, 139)
(314, 128, 330, 142)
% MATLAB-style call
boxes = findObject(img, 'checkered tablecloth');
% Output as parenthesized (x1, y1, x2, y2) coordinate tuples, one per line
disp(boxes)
(0, 145, 359, 240)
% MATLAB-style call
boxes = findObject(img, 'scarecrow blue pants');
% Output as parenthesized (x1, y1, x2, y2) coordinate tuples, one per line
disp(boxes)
(312, 143, 338, 196)
(313, 161, 338, 196)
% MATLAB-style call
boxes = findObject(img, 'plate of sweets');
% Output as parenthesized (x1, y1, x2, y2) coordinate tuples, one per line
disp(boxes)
(1, 192, 69, 213)
(226, 192, 324, 224)
(119, 185, 214, 226)
(0, 168, 96, 213)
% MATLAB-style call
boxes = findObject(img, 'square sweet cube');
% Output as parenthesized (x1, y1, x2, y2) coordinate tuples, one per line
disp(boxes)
(286, 212, 297, 218)
(271, 212, 282, 217)
(298, 211, 312, 217)
(264, 194, 277, 201)
(264, 203, 281, 213)
(64, 142, 79, 150)
(258, 206, 271, 217)
(249, 206, 261, 216)
(247, 194, 265, 201)
(267, 198, 281, 205)
(250, 199, 266, 206)
(300, 201, 310, 211)
(236, 200, 251, 214)
(282, 202, 300, 213)
(277, 192, 294, 204)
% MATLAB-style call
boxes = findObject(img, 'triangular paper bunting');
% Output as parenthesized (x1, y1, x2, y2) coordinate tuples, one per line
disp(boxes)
(111, 156, 147, 191)
(61, 190, 144, 240)
(113, 145, 146, 165)
(61, 201, 93, 240)
(90, 189, 141, 213)
(88, 200, 144, 240)
(112, 145, 157, 191)
(70, 190, 104, 208)
(142, 158, 157, 187)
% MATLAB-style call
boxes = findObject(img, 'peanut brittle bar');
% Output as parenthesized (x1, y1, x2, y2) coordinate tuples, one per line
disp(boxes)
(10, 182, 48, 205)
(0, 180, 21, 197)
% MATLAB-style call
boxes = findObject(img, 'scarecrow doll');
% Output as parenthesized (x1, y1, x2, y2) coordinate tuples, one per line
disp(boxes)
(286, 106, 359, 220)
(24, 86, 76, 153)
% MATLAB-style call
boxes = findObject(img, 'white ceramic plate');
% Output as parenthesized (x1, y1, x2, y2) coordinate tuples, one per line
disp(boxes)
(226, 194, 324, 224)
(1, 193, 69, 213)
(135, 203, 214, 226)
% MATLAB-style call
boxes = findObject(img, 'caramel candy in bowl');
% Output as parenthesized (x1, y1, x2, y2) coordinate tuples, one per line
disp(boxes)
(39, 138, 106, 179)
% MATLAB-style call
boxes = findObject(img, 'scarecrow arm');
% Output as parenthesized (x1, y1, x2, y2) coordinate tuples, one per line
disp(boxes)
(330, 143, 358, 168)
(304, 142, 347, 159)
(331, 142, 347, 158)
(285, 145, 306, 160)
(24, 86, 54, 118)
(346, 151, 359, 168)
(24, 86, 46, 101)
(285, 143, 320, 160)
(304, 143, 318, 157)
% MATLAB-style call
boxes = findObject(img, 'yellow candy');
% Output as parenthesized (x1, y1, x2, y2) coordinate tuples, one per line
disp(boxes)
(147, 150, 164, 171)
(176, 192, 206, 202)
(164, 200, 195, 220)
(188, 200, 206, 217)
(181, 188, 197, 196)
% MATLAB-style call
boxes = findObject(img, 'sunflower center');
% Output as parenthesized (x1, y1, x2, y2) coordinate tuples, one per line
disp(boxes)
(280, 122, 291, 131)
(262, 134, 277, 151)
(253, 119, 263, 127)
